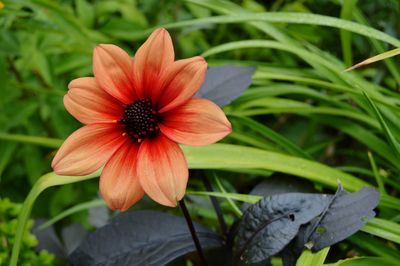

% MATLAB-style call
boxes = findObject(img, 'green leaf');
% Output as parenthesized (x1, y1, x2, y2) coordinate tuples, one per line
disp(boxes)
(75, 0, 95, 28)
(326, 257, 399, 266)
(0, 141, 17, 181)
(183, 144, 368, 191)
(363, 92, 400, 162)
(164, 10, 400, 47)
(352, 8, 400, 85)
(314, 116, 398, 167)
(38, 199, 105, 230)
(367, 151, 386, 195)
(362, 218, 400, 244)
(32, 49, 53, 86)
(199, 40, 398, 117)
(10, 171, 101, 266)
(231, 115, 312, 159)
(187, 190, 260, 204)
(23, 145, 48, 185)
(340, 0, 357, 67)
(350, 234, 400, 262)
(296, 247, 329, 266)
(28, 0, 98, 45)
(0, 133, 63, 148)
(251, 72, 399, 111)
(212, 173, 242, 216)
(346, 48, 400, 72)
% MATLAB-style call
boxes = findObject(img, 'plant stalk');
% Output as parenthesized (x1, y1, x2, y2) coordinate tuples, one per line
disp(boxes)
(179, 199, 208, 266)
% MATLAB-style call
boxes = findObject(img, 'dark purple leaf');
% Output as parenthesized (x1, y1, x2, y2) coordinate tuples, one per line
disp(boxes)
(195, 65, 255, 107)
(242, 176, 316, 211)
(33, 219, 66, 259)
(68, 210, 222, 266)
(282, 185, 380, 266)
(235, 193, 331, 264)
(62, 223, 88, 255)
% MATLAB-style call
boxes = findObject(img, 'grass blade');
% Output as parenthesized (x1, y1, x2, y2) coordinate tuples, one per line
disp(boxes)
(346, 48, 400, 71)
(296, 247, 330, 266)
(165, 10, 400, 47)
(340, 0, 358, 67)
(363, 91, 400, 161)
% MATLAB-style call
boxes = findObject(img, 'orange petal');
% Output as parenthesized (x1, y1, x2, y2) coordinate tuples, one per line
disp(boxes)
(93, 44, 136, 104)
(157, 57, 207, 113)
(133, 28, 174, 99)
(137, 134, 188, 207)
(100, 142, 144, 211)
(64, 77, 124, 124)
(160, 98, 232, 146)
(52, 124, 125, 176)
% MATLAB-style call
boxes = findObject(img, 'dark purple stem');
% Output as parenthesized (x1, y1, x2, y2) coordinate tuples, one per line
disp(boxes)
(179, 199, 208, 265)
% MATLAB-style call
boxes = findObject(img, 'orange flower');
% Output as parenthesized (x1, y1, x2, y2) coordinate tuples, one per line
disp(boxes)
(52, 28, 231, 210)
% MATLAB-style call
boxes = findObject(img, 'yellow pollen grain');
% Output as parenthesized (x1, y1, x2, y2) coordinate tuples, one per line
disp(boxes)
(0, 2, 4, 10)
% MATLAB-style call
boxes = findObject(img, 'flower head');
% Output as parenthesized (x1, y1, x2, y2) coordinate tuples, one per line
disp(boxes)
(52, 28, 231, 210)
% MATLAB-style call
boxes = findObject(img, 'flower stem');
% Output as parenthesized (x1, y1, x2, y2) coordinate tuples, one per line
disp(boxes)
(0, 133, 63, 148)
(179, 199, 208, 266)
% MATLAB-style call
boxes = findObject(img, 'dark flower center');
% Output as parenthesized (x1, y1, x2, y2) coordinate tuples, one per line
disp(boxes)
(120, 99, 161, 142)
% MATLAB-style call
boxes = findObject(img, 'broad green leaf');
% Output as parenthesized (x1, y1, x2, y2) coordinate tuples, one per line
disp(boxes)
(183, 144, 368, 191)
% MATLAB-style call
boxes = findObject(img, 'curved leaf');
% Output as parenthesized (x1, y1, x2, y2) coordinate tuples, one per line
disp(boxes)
(68, 211, 222, 266)
(163, 11, 400, 47)
(326, 256, 399, 266)
(282, 186, 379, 266)
(305, 186, 379, 251)
(235, 193, 331, 264)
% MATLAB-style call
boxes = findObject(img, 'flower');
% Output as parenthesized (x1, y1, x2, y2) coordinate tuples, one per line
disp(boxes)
(52, 28, 231, 210)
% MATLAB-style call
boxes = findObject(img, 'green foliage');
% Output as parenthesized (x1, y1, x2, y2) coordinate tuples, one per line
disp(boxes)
(0, 198, 54, 266)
